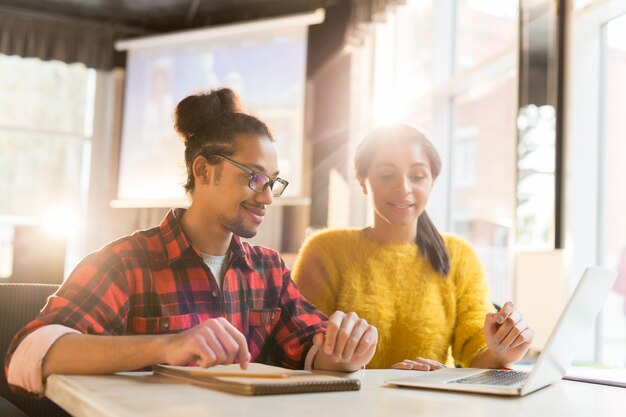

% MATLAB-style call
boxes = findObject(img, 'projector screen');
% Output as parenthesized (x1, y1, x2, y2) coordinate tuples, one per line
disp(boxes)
(114, 11, 323, 206)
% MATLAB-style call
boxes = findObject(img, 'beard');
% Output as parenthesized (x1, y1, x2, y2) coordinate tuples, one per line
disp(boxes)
(219, 214, 258, 239)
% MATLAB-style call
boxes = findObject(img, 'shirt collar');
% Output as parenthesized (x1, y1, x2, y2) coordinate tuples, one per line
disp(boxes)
(159, 208, 255, 271)
(159, 208, 195, 263)
(228, 233, 256, 271)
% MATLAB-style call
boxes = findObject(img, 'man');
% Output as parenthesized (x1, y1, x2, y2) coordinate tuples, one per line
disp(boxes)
(5, 89, 378, 395)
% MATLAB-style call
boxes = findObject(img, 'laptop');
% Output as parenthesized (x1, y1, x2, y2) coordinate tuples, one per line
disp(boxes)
(386, 267, 618, 396)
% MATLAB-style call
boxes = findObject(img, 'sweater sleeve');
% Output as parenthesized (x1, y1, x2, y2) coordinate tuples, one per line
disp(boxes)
(291, 232, 340, 316)
(449, 237, 495, 368)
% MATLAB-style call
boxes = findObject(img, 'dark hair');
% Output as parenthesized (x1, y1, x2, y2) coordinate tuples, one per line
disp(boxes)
(174, 88, 274, 192)
(354, 123, 450, 276)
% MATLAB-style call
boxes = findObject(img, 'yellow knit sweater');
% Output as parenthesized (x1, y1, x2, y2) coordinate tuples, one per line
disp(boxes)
(292, 229, 493, 369)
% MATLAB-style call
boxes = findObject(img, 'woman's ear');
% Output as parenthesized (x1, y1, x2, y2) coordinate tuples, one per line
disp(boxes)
(357, 176, 368, 195)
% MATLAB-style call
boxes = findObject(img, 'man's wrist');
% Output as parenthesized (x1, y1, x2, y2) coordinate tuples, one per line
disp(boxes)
(304, 345, 319, 370)
(150, 334, 171, 365)
(313, 349, 362, 372)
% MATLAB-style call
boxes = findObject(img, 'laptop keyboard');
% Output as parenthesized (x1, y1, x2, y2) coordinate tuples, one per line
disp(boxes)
(448, 369, 529, 387)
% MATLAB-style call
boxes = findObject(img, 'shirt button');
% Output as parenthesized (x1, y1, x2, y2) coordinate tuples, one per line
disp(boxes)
(212, 291, 218, 297)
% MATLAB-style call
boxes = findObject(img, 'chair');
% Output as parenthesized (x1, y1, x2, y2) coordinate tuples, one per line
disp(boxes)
(0, 283, 69, 417)
(0, 397, 28, 417)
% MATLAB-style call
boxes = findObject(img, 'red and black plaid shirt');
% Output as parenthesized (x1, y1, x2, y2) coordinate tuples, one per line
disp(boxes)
(5, 208, 327, 373)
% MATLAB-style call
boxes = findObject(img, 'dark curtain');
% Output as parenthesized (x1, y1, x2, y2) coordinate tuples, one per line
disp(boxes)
(0, 11, 141, 70)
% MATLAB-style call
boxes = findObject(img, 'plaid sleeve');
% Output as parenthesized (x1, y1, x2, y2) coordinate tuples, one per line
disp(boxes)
(268, 259, 328, 369)
(4, 249, 131, 376)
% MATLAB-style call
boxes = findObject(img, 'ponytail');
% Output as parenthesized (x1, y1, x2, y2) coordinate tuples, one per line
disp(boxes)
(415, 212, 450, 276)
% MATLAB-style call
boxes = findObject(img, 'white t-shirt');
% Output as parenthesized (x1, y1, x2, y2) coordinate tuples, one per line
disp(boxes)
(200, 252, 228, 289)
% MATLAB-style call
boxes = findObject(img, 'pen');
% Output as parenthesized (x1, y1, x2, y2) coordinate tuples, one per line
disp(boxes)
(187, 371, 290, 378)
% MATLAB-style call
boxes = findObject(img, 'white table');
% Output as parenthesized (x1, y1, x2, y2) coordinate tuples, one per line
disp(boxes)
(46, 369, 626, 417)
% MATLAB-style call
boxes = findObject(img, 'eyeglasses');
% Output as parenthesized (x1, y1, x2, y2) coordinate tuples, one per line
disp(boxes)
(209, 155, 289, 198)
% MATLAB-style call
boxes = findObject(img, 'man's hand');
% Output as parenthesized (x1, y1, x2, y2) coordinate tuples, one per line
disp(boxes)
(313, 311, 377, 372)
(482, 301, 534, 366)
(161, 317, 251, 369)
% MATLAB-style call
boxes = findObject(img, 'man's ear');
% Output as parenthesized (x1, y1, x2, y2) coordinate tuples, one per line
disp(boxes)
(192, 156, 210, 185)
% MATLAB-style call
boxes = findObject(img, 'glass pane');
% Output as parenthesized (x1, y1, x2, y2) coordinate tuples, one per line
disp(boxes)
(0, 54, 94, 280)
(406, 100, 433, 139)
(372, 12, 398, 125)
(395, 0, 434, 98)
(0, 54, 90, 136)
(455, 0, 518, 71)
(574, 0, 597, 10)
(395, 0, 434, 136)
(372, 1, 434, 124)
(450, 69, 518, 304)
(515, 104, 556, 248)
(601, 13, 626, 367)
(0, 130, 87, 218)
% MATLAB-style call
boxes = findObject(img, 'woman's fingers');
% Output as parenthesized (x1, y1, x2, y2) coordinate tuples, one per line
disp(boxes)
(413, 356, 446, 370)
(391, 357, 446, 371)
(493, 311, 521, 348)
(495, 301, 515, 324)
(508, 327, 535, 350)
(391, 361, 412, 370)
(394, 360, 422, 370)
(484, 301, 535, 356)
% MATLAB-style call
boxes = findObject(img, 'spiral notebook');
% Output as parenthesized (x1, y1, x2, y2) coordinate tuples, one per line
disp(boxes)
(153, 363, 361, 395)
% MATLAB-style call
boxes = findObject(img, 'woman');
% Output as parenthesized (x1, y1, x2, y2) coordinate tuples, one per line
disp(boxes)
(292, 123, 533, 370)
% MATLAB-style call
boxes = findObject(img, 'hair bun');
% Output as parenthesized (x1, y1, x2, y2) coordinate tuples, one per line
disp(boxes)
(174, 88, 244, 143)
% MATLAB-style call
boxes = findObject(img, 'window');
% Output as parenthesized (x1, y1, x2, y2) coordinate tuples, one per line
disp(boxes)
(0, 54, 95, 279)
(394, 1, 434, 99)
(450, 126, 477, 189)
(371, 0, 434, 126)
(450, 70, 518, 303)
(569, 2, 626, 366)
(455, 0, 518, 71)
(600, 13, 626, 367)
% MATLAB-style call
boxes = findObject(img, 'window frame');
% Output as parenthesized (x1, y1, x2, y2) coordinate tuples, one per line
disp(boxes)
(566, 0, 626, 363)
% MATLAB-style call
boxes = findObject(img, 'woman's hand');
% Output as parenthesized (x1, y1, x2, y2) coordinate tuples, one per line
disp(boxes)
(391, 357, 446, 371)
(483, 301, 534, 366)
